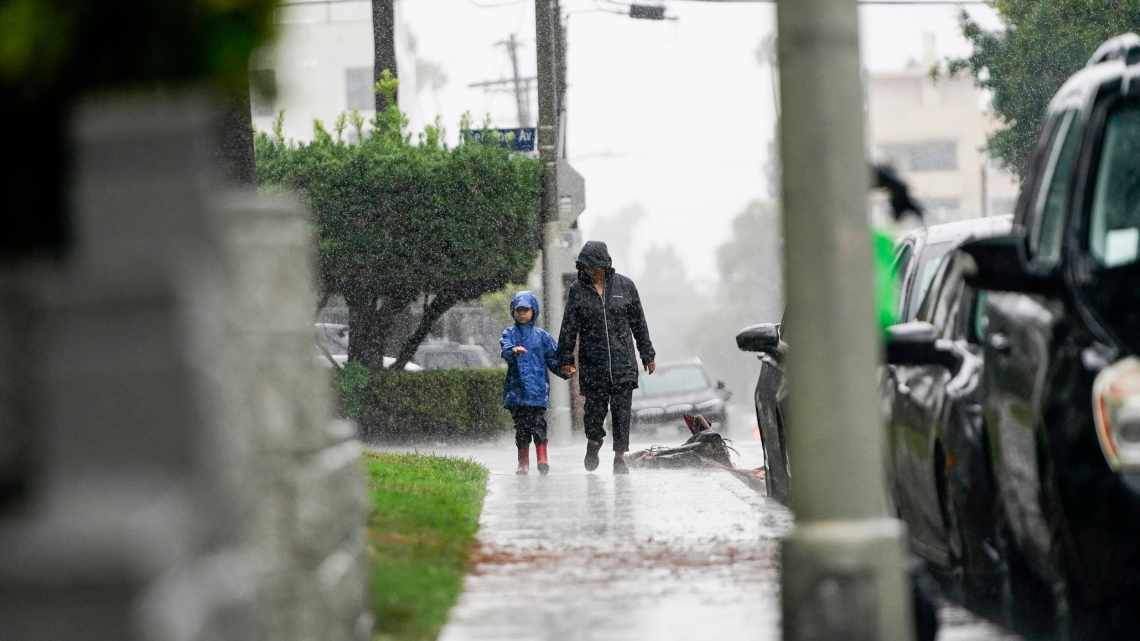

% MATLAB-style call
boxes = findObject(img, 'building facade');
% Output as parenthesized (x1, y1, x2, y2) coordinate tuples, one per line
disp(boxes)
(867, 66, 1021, 223)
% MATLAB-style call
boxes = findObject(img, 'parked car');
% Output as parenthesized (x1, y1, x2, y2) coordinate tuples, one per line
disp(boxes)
(313, 323, 422, 371)
(955, 34, 1140, 637)
(630, 359, 731, 430)
(737, 216, 1011, 504)
(880, 215, 1012, 613)
(414, 340, 495, 370)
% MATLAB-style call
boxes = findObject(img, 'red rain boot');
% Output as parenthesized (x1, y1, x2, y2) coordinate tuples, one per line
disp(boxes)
(516, 446, 530, 475)
(536, 443, 550, 476)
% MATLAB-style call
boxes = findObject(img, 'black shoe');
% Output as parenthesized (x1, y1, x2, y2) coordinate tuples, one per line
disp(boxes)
(538, 463, 549, 475)
(584, 440, 602, 471)
(613, 455, 629, 475)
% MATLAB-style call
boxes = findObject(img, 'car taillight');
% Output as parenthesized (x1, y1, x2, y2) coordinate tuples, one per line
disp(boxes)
(1092, 356, 1140, 472)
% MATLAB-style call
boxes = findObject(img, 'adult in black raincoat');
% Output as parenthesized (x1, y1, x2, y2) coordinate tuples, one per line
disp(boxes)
(557, 241, 656, 473)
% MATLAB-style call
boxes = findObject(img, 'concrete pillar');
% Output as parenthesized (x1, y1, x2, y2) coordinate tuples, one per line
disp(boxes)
(774, 1, 914, 639)
(219, 191, 370, 641)
(0, 92, 370, 641)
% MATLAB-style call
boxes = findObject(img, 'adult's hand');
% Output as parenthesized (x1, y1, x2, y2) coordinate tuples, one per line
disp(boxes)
(561, 364, 576, 376)
(645, 361, 656, 375)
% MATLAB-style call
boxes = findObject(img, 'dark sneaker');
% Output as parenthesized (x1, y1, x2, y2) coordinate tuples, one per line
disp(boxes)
(538, 463, 550, 476)
(613, 454, 629, 475)
(584, 440, 602, 471)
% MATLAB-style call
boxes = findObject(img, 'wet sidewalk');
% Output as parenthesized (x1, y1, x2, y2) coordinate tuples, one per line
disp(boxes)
(437, 444, 793, 641)
(377, 423, 1021, 641)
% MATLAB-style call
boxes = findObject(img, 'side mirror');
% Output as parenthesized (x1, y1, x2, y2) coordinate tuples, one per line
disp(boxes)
(884, 321, 960, 370)
(958, 234, 1061, 296)
(736, 323, 781, 354)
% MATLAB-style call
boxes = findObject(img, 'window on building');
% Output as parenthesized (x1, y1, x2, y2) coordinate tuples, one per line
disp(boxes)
(880, 141, 958, 172)
(345, 67, 374, 112)
(250, 69, 277, 117)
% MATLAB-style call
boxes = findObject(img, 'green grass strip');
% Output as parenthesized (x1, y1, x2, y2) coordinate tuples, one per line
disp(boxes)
(365, 452, 489, 641)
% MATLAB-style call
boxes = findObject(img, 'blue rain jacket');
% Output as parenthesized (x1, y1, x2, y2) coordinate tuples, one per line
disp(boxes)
(500, 291, 567, 408)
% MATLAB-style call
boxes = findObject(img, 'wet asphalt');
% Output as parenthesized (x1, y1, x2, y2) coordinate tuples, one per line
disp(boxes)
(375, 412, 1022, 641)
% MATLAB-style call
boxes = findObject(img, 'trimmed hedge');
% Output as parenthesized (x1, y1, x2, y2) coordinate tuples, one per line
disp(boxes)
(338, 363, 510, 440)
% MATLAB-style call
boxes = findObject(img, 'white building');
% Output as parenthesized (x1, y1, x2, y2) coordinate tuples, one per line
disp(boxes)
(866, 61, 1021, 223)
(250, 1, 429, 142)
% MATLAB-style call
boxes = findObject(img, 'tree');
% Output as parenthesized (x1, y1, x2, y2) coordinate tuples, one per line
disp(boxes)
(256, 78, 542, 369)
(217, 86, 257, 187)
(950, 1, 1140, 176)
(685, 200, 783, 400)
(372, 0, 398, 114)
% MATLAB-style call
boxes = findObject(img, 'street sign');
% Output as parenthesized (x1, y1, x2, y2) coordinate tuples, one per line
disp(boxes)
(462, 127, 536, 152)
(557, 160, 586, 223)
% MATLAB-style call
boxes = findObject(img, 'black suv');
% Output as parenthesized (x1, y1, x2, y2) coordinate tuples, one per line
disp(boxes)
(959, 33, 1140, 637)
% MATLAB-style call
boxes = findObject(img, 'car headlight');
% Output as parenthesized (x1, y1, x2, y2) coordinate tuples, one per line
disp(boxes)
(1093, 357, 1140, 472)
(695, 399, 723, 413)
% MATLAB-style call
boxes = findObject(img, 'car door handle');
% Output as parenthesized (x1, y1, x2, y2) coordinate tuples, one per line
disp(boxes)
(988, 332, 1011, 354)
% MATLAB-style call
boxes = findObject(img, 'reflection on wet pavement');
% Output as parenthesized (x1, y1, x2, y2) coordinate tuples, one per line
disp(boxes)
(437, 445, 792, 641)
(378, 421, 1022, 641)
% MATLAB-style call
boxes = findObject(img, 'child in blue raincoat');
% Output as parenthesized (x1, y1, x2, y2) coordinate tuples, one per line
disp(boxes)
(500, 291, 567, 475)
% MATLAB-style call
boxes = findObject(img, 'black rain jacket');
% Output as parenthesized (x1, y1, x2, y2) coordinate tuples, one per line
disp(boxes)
(557, 241, 655, 395)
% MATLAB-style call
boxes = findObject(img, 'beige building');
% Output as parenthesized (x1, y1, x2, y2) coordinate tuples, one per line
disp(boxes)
(867, 66, 1021, 224)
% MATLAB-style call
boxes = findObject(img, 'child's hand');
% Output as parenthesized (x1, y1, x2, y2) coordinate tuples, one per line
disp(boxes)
(561, 364, 576, 376)
(513, 346, 527, 355)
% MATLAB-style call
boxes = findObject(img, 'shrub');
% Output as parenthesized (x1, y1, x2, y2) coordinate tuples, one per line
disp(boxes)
(256, 76, 542, 370)
(339, 363, 510, 441)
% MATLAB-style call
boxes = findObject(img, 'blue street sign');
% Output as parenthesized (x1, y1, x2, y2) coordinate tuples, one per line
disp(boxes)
(462, 127, 536, 152)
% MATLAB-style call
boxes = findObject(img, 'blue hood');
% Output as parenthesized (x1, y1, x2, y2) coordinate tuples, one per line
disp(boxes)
(510, 291, 541, 324)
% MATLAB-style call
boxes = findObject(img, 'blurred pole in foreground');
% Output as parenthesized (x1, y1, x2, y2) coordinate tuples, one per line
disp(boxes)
(774, 1, 913, 640)
(536, 0, 571, 437)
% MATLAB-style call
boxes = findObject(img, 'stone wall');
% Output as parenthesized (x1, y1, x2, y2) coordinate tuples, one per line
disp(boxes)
(0, 93, 369, 641)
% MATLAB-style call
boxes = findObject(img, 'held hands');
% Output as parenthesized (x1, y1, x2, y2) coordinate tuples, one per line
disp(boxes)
(561, 364, 576, 376)
(644, 361, 656, 375)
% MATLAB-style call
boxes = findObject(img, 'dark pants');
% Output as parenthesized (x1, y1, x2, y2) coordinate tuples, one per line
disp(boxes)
(583, 389, 633, 453)
(510, 406, 548, 448)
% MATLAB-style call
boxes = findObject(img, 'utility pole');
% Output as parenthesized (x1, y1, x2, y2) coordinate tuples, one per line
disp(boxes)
(505, 34, 532, 128)
(372, 0, 398, 113)
(774, 0, 913, 640)
(535, 0, 571, 438)
(469, 34, 536, 128)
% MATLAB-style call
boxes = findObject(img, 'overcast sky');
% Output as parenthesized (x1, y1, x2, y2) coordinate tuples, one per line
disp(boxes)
(397, 0, 1003, 283)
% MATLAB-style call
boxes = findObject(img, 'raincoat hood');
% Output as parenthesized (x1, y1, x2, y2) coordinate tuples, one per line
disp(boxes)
(510, 290, 541, 325)
(575, 241, 613, 272)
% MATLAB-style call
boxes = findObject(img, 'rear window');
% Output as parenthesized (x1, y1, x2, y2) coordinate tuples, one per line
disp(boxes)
(1090, 102, 1140, 268)
(903, 240, 955, 320)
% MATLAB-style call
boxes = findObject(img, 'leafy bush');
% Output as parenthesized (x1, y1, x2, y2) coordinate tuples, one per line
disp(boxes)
(339, 363, 510, 441)
(256, 75, 542, 370)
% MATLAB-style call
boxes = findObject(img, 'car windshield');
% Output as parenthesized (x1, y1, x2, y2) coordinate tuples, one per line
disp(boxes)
(1090, 102, 1140, 269)
(636, 366, 709, 397)
(315, 325, 349, 356)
